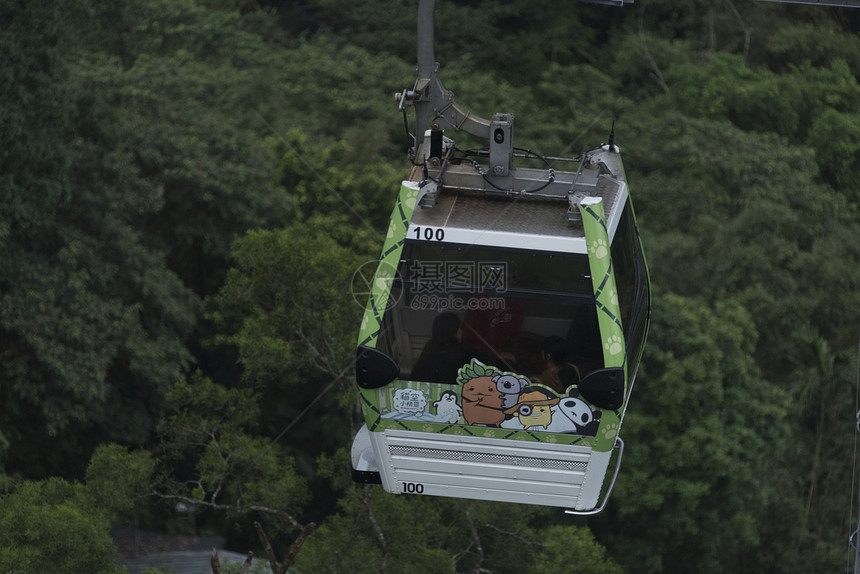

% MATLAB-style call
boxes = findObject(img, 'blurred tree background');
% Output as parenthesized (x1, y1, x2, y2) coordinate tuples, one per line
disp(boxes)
(1, 0, 859, 572)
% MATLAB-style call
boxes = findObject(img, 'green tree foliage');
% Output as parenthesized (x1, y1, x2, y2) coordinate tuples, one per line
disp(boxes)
(0, 479, 124, 574)
(299, 453, 622, 574)
(0, 1, 73, 230)
(625, 107, 860, 373)
(594, 292, 789, 573)
(207, 221, 373, 467)
(69, 0, 296, 297)
(5, 0, 860, 572)
(666, 54, 860, 174)
(271, 130, 402, 230)
(533, 524, 623, 574)
(86, 444, 156, 518)
(781, 326, 858, 567)
(0, 0, 292, 477)
(759, 21, 860, 74)
(211, 223, 369, 388)
(153, 374, 311, 536)
(306, 0, 603, 85)
(88, 374, 318, 572)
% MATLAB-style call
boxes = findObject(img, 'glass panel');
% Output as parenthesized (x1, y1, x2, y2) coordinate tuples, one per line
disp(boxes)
(377, 241, 604, 389)
(404, 242, 594, 296)
(610, 199, 650, 379)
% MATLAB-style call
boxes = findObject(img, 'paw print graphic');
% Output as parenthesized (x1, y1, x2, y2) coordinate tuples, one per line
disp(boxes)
(421, 424, 434, 433)
(603, 423, 618, 440)
(589, 238, 609, 259)
(604, 335, 623, 355)
(483, 429, 496, 438)
(387, 220, 396, 239)
(375, 267, 394, 292)
(608, 288, 618, 306)
(403, 187, 419, 210)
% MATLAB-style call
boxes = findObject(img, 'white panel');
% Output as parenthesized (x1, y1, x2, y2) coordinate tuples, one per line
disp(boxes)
(416, 226, 589, 253)
(392, 468, 582, 498)
(369, 428, 611, 510)
(388, 457, 585, 483)
(576, 449, 612, 510)
(384, 429, 595, 458)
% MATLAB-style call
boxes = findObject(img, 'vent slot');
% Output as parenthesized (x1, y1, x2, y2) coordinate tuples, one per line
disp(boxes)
(389, 444, 588, 472)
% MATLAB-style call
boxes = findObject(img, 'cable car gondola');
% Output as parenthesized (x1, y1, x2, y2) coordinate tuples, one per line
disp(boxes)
(351, 0, 649, 513)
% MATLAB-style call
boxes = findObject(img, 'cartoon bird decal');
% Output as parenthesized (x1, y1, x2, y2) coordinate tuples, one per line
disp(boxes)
(504, 389, 560, 431)
(433, 390, 463, 424)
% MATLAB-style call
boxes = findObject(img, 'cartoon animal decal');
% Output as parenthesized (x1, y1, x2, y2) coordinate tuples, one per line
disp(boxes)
(556, 391, 602, 436)
(492, 374, 530, 408)
(503, 388, 560, 430)
(457, 359, 506, 426)
(433, 390, 463, 424)
(496, 386, 603, 436)
(400, 359, 604, 435)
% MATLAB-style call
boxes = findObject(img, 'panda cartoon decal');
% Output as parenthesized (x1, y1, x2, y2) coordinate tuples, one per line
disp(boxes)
(556, 391, 602, 436)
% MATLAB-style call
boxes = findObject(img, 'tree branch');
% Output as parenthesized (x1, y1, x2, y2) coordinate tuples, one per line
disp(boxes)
(239, 551, 254, 574)
(465, 509, 488, 574)
(357, 486, 388, 573)
(638, 4, 670, 96)
(254, 520, 317, 574)
(210, 548, 222, 574)
(152, 492, 304, 530)
(481, 523, 540, 550)
(723, 0, 752, 64)
(254, 521, 280, 573)
(280, 521, 317, 574)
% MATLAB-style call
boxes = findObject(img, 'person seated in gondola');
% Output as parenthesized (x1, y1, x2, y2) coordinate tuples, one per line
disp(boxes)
(411, 313, 471, 384)
(532, 335, 580, 394)
(460, 298, 524, 370)
(461, 264, 525, 371)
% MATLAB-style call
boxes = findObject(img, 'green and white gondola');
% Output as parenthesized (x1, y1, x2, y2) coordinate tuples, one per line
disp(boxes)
(351, 0, 649, 514)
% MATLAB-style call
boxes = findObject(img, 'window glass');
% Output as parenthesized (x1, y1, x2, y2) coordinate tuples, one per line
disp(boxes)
(611, 200, 650, 379)
(404, 242, 594, 297)
(377, 241, 603, 387)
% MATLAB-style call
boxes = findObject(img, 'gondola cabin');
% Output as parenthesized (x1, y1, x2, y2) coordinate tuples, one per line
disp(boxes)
(352, 137, 650, 512)
(351, 0, 649, 513)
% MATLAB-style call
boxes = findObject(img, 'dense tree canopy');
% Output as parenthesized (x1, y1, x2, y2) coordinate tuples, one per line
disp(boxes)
(1, 0, 859, 572)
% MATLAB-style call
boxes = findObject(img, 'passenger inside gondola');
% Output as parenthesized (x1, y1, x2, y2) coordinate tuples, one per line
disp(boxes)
(532, 335, 581, 394)
(411, 313, 471, 384)
(461, 264, 524, 371)
(460, 298, 524, 371)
